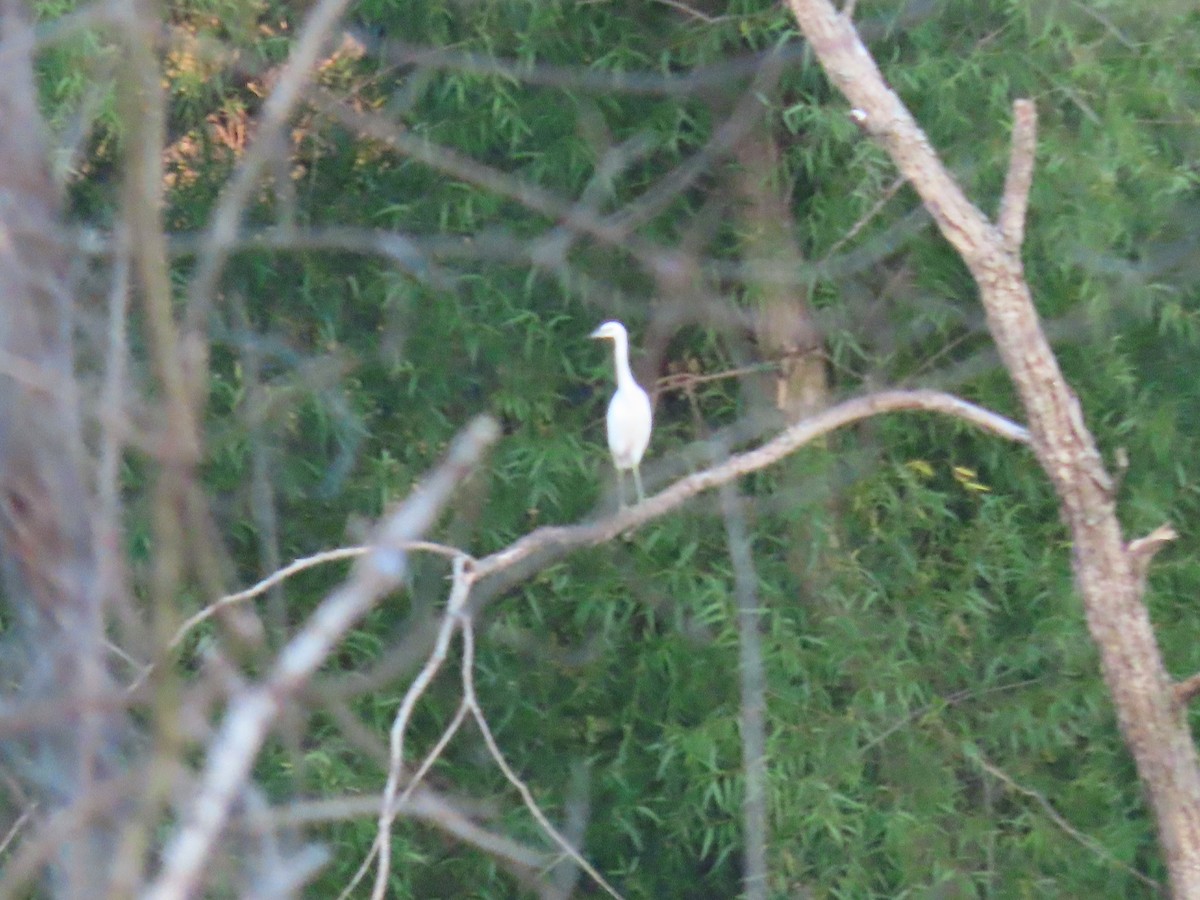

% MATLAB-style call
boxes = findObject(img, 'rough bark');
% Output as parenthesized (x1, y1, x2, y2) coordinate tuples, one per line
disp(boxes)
(782, 2, 1200, 895)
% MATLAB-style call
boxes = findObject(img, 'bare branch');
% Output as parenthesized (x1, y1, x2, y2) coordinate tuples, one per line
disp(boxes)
(1174, 674, 1200, 706)
(460, 616, 624, 900)
(471, 389, 1029, 586)
(371, 554, 474, 900)
(998, 100, 1037, 254)
(0, 802, 34, 858)
(178, 543, 460, 648)
(271, 788, 552, 872)
(184, 0, 357, 335)
(782, 1, 1200, 893)
(1128, 524, 1178, 582)
(719, 482, 768, 900)
(359, 552, 623, 899)
(120, 541, 463, 695)
(142, 417, 498, 900)
(652, 0, 731, 24)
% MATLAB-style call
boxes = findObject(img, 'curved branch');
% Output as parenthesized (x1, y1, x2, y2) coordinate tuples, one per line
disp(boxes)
(471, 389, 1028, 589)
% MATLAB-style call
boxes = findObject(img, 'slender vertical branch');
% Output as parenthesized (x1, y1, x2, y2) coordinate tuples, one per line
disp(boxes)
(998, 100, 1037, 254)
(718, 483, 769, 900)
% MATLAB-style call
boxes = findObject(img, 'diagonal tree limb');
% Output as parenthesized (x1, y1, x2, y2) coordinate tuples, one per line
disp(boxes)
(781, 2, 1200, 894)
(469, 388, 1028, 595)
(142, 416, 499, 900)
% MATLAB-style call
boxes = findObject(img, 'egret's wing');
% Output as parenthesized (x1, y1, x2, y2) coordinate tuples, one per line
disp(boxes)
(606, 388, 653, 468)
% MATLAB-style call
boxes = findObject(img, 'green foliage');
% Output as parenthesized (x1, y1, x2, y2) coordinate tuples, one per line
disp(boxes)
(29, 0, 1200, 895)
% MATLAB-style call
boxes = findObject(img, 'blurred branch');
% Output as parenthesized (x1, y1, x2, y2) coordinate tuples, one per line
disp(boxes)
(683, 378, 770, 899)
(719, 482, 769, 900)
(143, 416, 498, 900)
(184, 0, 357, 338)
(970, 750, 1161, 892)
(0, 4, 127, 896)
(274, 788, 551, 870)
(1173, 674, 1200, 705)
(0, 773, 136, 900)
(350, 0, 940, 94)
(0, 803, 34, 858)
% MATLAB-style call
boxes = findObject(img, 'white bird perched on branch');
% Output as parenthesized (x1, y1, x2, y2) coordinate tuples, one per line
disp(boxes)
(590, 320, 653, 507)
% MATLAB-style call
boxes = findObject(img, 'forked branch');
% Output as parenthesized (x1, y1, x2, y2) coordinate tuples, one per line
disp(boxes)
(781, 1, 1200, 895)
(143, 417, 499, 900)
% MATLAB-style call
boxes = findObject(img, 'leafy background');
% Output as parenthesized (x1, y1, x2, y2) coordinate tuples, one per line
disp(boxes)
(26, 0, 1200, 895)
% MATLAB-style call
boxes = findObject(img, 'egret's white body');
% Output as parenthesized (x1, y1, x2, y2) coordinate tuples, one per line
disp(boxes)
(591, 321, 652, 506)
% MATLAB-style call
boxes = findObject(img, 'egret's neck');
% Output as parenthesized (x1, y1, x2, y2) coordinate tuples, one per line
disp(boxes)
(612, 332, 637, 390)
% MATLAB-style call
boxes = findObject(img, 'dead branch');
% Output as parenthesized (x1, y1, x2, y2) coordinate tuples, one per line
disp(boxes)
(340, 551, 623, 900)
(142, 416, 498, 900)
(998, 100, 1037, 254)
(0, 5, 128, 896)
(371, 554, 474, 899)
(270, 789, 552, 871)
(781, 1, 1200, 894)
(470, 389, 1029, 590)
(1128, 524, 1179, 585)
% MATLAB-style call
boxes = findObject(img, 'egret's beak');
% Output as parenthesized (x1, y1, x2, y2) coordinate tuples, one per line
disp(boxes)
(589, 326, 606, 340)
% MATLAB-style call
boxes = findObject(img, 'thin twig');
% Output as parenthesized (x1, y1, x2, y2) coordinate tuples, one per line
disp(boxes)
(185, 0, 357, 336)
(859, 679, 1042, 755)
(169, 541, 462, 651)
(461, 616, 624, 900)
(361, 554, 620, 899)
(124, 541, 464, 695)
(370, 555, 473, 900)
(971, 750, 1161, 892)
(273, 789, 551, 871)
(653, 0, 731, 23)
(821, 175, 906, 263)
(0, 804, 35, 858)
(655, 362, 779, 394)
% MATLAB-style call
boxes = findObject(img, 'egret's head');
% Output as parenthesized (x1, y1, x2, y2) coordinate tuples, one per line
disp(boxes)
(589, 320, 627, 342)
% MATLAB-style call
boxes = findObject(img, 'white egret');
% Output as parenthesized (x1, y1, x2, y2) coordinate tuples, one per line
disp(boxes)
(590, 320, 653, 506)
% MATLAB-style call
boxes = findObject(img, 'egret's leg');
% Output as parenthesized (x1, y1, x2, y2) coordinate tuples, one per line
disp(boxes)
(632, 465, 645, 504)
(616, 469, 627, 509)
